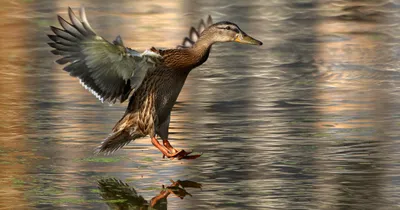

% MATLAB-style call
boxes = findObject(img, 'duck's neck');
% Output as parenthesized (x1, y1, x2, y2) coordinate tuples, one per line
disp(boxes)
(191, 34, 215, 65)
(188, 42, 212, 69)
(164, 34, 214, 72)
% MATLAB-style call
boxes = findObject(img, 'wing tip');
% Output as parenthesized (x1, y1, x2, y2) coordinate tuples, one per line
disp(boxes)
(113, 35, 124, 46)
(198, 19, 206, 30)
(50, 49, 60, 55)
(55, 57, 68, 65)
(49, 25, 60, 33)
(57, 15, 67, 24)
(207, 15, 213, 26)
(47, 42, 56, 48)
(47, 34, 56, 41)
(178, 15, 213, 49)
(78, 5, 96, 35)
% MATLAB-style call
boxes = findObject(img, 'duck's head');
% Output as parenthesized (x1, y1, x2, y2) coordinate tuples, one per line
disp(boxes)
(200, 21, 262, 46)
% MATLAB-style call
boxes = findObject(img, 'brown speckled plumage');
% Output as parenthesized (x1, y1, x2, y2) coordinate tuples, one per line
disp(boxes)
(48, 7, 262, 159)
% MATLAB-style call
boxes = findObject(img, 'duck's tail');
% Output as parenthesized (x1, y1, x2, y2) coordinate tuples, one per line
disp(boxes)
(95, 130, 141, 155)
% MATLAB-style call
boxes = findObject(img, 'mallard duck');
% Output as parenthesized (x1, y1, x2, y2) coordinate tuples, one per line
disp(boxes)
(48, 7, 262, 160)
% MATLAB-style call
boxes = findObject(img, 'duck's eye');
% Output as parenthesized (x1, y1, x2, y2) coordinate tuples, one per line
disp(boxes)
(225, 26, 231, 30)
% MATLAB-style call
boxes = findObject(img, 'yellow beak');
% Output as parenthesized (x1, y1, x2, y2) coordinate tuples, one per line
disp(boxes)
(234, 33, 263, 45)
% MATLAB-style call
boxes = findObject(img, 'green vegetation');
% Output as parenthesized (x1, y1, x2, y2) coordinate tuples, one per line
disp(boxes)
(141, 157, 154, 162)
(90, 189, 101, 193)
(12, 178, 26, 186)
(73, 156, 124, 163)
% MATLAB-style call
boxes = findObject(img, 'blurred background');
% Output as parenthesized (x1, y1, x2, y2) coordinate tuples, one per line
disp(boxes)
(1, 0, 400, 209)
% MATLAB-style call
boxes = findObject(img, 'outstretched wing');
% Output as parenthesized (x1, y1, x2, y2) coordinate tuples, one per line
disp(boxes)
(48, 7, 162, 103)
(177, 15, 213, 49)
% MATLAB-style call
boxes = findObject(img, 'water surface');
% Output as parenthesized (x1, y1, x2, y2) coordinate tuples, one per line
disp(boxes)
(1, 0, 400, 209)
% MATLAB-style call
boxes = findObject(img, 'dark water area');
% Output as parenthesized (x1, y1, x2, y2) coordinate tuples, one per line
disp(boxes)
(1, 0, 400, 209)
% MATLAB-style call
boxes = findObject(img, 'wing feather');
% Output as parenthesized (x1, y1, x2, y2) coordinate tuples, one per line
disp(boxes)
(57, 15, 85, 40)
(177, 15, 213, 49)
(189, 27, 199, 42)
(55, 56, 76, 65)
(68, 7, 88, 36)
(50, 26, 79, 42)
(207, 15, 213, 26)
(79, 7, 97, 36)
(48, 6, 162, 103)
(197, 19, 206, 33)
(48, 34, 75, 46)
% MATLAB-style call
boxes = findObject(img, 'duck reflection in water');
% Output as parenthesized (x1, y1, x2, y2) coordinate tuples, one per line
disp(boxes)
(97, 178, 202, 209)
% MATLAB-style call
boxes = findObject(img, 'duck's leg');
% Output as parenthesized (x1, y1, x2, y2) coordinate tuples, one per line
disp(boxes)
(163, 139, 179, 153)
(162, 139, 201, 159)
(151, 137, 197, 159)
(151, 137, 171, 157)
(155, 115, 202, 160)
(157, 115, 178, 153)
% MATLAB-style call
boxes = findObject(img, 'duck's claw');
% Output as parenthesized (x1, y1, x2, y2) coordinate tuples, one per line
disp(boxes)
(177, 151, 202, 160)
(164, 150, 201, 160)
(153, 137, 202, 160)
(173, 149, 191, 160)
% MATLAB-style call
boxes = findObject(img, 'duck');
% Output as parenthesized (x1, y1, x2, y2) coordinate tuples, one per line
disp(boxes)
(48, 6, 262, 160)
